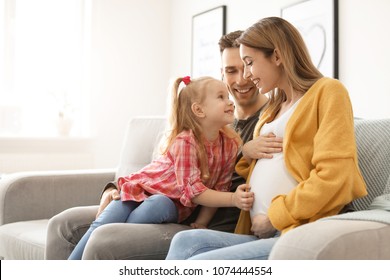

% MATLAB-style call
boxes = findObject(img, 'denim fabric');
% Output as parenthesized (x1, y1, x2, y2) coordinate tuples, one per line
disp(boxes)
(166, 229, 279, 260)
(68, 194, 178, 260)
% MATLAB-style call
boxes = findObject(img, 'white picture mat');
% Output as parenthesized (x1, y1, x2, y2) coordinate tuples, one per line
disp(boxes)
(192, 6, 225, 79)
(282, 0, 337, 78)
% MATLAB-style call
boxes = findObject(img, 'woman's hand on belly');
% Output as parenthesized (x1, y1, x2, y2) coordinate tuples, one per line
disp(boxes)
(251, 214, 276, 238)
(242, 132, 283, 162)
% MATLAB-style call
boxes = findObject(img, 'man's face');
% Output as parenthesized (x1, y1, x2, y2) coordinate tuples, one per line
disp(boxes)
(221, 47, 259, 108)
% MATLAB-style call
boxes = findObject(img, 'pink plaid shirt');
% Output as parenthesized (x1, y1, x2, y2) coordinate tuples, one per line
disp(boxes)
(117, 129, 239, 222)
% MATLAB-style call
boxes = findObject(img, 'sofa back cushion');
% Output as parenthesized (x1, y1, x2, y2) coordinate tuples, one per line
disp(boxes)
(115, 116, 167, 180)
(352, 118, 390, 211)
(114, 117, 390, 211)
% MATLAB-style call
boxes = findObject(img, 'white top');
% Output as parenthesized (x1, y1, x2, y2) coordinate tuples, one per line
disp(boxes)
(249, 99, 301, 218)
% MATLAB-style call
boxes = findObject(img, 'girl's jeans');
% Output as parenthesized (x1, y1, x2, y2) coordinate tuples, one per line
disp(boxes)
(68, 194, 178, 260)
(165, 229, 280, 260)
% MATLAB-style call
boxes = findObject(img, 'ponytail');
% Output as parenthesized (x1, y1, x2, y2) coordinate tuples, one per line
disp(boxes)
(161, 76, 213, 181)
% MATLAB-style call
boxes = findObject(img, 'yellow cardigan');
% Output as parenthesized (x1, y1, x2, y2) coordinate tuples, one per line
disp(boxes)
(234, 77, 367, 235)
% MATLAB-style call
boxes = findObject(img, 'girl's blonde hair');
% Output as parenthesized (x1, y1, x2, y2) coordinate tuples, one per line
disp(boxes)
(161, 76, 241, 181)
(238, 17, 323, 120)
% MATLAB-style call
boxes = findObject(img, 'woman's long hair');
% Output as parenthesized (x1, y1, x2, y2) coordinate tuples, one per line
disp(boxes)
(238, 17, 323, 120)
(161, 76, 241, 181)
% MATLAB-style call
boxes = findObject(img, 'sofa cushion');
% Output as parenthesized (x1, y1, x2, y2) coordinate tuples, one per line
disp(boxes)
(0, 219, 48, 259)
(269, 219, 390, 259)
(115, 116, 167, 180)
(352, 118, 390, 211)
(370, 175, 390, 210)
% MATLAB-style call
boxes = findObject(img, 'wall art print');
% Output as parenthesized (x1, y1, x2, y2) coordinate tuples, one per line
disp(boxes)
(282, 0, 338, 78)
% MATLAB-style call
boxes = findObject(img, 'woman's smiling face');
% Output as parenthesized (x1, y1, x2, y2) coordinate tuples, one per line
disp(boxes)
(240, 44, 281, 95)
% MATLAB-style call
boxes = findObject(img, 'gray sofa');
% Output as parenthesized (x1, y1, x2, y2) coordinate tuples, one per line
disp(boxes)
(0, 117, 389, 260)
(0, 116, 180, 260)
(269, 118, 390, 259)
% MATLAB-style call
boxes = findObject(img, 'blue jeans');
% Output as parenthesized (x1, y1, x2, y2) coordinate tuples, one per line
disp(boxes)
(68, 194, 178, 260)
(165, 229, 280, 260)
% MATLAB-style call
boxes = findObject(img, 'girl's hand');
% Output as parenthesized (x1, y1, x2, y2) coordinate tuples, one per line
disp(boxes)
(232, 184, 254, 211)
(190, 222, 207, 229)
(242, 132, 283, 161)
(251, 214, 276, 238)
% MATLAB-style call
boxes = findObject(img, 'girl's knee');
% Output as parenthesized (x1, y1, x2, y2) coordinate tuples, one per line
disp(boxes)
(128, 194, 178, 223)
(146, 195, 175, 209)
(147, 194, 171, 203)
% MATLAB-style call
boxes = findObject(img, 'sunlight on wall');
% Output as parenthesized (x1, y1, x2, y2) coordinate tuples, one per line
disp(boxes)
(0, 0, 91, 137)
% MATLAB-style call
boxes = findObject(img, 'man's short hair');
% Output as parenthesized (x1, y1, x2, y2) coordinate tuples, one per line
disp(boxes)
(218, 30, 244, 54)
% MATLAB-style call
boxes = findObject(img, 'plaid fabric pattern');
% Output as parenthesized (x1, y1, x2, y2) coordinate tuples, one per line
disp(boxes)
(118, 130, 239, 222)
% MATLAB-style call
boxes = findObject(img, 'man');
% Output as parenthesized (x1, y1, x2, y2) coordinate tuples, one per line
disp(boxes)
(45, 31, 274, 260)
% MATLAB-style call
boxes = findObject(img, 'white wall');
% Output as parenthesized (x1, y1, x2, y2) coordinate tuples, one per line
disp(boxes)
(169, 0, 293, 77)
(2, 0, 389, 173)
(339, 0, 390, 119)
(92, 0, 390, 167)
(169, 0, 390, 120)
(89, 0, 172, 168)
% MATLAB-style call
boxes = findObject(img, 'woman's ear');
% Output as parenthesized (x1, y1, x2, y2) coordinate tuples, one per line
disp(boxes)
(191, 102, 205, 118)
(274, 48, 282, 66)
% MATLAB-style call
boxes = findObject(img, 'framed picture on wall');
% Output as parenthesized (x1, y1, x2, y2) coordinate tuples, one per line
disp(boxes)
(192, 6, 226, 79)
(282, 0, 338, 78)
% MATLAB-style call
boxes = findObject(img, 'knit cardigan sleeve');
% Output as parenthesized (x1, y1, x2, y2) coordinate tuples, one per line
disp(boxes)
(268, 78, 367, 232)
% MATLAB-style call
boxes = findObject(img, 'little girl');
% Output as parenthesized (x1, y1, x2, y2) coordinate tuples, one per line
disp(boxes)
(68, 76, 254, 259)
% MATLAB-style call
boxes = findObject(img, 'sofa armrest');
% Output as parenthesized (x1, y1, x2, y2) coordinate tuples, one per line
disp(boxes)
(0, 169, 115, 225)
(269, 219, 390, 259)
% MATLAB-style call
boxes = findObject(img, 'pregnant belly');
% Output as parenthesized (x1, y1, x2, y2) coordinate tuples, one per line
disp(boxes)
(249, 153, 297, 218)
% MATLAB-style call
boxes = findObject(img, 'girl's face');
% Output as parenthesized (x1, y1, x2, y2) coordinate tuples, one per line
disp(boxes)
(200, 80, 235, 127)
(239, 44, 281, 94)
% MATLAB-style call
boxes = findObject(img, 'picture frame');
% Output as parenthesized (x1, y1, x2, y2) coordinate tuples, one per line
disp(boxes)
(192, 6, 226, 79)
(282, 0, 338, 78)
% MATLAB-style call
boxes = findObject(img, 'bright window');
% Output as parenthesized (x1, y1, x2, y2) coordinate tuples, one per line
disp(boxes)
(0, 0, 91, 137)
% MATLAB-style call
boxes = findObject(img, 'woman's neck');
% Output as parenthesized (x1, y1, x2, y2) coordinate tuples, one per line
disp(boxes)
(285, 91, 303, 105)
(273, 85, 304, 120)
(281, 81, 304, 105)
